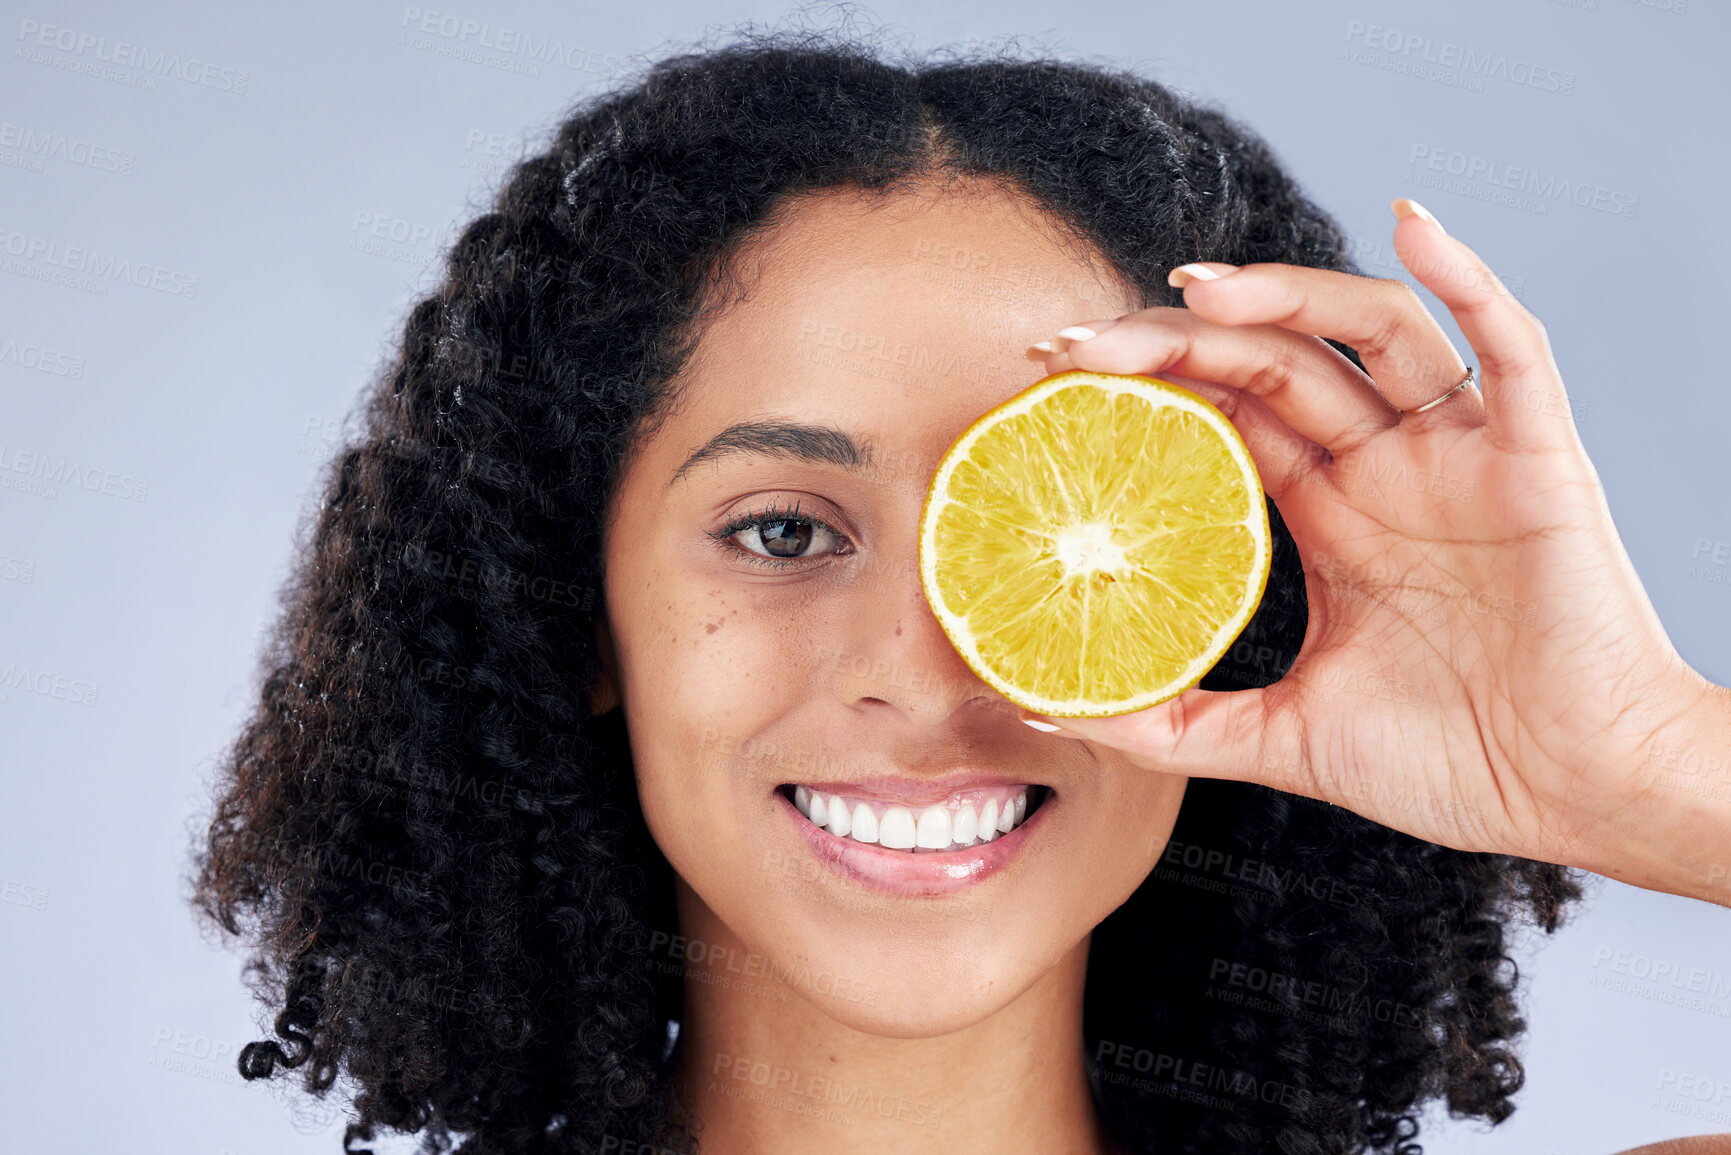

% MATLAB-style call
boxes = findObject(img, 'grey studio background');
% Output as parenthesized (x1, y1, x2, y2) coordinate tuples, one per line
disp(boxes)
(1, 0, 1728, 1151)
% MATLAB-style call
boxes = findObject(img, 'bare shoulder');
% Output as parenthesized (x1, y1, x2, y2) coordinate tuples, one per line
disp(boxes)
(1615, 1136, 1731, 1155)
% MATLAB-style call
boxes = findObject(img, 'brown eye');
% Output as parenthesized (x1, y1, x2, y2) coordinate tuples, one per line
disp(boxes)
(729, 515, 846, 562)
(759, 519, 812, 557)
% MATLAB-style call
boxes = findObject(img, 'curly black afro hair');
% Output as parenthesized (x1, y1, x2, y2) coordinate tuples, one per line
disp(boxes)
(192, 23, 1583, 1155)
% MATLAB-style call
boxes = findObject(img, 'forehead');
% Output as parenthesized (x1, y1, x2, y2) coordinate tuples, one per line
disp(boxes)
(704, 181, 1136, 350)
(656, 181, 1141, 464)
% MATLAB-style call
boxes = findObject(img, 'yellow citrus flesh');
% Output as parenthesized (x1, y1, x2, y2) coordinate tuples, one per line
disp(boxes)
(919, 371, 1271, 717)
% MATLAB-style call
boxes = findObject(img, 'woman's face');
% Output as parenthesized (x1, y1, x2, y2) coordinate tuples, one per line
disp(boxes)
(598, 181, 1189, 1037)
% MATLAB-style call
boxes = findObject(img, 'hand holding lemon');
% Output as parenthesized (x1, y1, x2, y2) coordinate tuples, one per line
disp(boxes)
(929, 199, 1731, 905)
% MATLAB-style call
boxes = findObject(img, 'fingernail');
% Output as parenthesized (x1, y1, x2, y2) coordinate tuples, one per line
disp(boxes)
(1017, 707, 1065, 732)
(1168, 263, 1236, 288)
(1391, 197, 1447, 235)
(1037, 319, 1118, 353)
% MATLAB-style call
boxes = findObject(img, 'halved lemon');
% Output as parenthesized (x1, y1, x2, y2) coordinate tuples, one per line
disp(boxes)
(918, 370, 1271, 717)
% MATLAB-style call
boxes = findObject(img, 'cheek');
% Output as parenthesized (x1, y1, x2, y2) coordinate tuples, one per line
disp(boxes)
(1078, 760, 1189, 882)
(622, 582, 808, 741)
(610, 563, 817, 830)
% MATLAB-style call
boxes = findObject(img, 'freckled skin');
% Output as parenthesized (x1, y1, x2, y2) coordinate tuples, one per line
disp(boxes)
(591, 181, 1186, 1155)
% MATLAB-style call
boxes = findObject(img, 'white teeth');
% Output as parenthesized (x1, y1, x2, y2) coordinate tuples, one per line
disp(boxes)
(826, 795, 852, 837)
(850, 802, 878, 844)
(978, 800, 999, 841)
(952, 803, 978, 845)
(789, 786, 1039, 852)
(879, 806, 917, 850)
(916, 805, 952, 849)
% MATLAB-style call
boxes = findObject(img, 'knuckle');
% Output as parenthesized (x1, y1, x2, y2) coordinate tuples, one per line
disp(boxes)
(1498, 302, 1553, 368)
(1109, 313, 1186, 357)
(1522, 306, 1551, 346)
(1373, 275, 1423, 307)
(1243, 340, 1303, 398)
(1119, 307, 1188, 337)
(1360, 311, 1407, 363)
(1349, 279, 1426, 360)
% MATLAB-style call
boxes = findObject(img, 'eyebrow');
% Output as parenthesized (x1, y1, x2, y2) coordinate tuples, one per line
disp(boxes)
(668, 420, 875, 486)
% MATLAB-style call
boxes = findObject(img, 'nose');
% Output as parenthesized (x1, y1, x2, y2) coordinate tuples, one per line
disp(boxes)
(827, 548, 1001, 725)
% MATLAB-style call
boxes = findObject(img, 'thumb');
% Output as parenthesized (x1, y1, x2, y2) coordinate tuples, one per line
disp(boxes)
(1020, 685, 1309, 796)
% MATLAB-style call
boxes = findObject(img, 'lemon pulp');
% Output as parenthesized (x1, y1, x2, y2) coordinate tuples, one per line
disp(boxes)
(918, 370, 1271, 717)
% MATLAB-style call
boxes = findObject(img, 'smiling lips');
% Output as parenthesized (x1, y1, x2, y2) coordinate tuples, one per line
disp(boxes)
(779, 779, 1051, 896)
(790, 783, 1034, 850)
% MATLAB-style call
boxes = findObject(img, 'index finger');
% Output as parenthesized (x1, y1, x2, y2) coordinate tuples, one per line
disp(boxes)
(1170, 257, 1471, 419)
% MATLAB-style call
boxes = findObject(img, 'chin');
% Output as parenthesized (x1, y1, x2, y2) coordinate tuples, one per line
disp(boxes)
(756, 909, 1076, 1039)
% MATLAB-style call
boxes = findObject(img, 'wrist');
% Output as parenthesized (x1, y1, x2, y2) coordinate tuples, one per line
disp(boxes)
(1580, 674, 1731, 905)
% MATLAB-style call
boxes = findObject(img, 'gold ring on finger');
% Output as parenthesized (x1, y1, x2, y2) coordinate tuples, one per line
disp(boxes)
(1401, 365, 1477, 415)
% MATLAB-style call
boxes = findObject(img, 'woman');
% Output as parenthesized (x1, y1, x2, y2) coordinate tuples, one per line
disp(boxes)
(192, 30, 1731, 1155)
